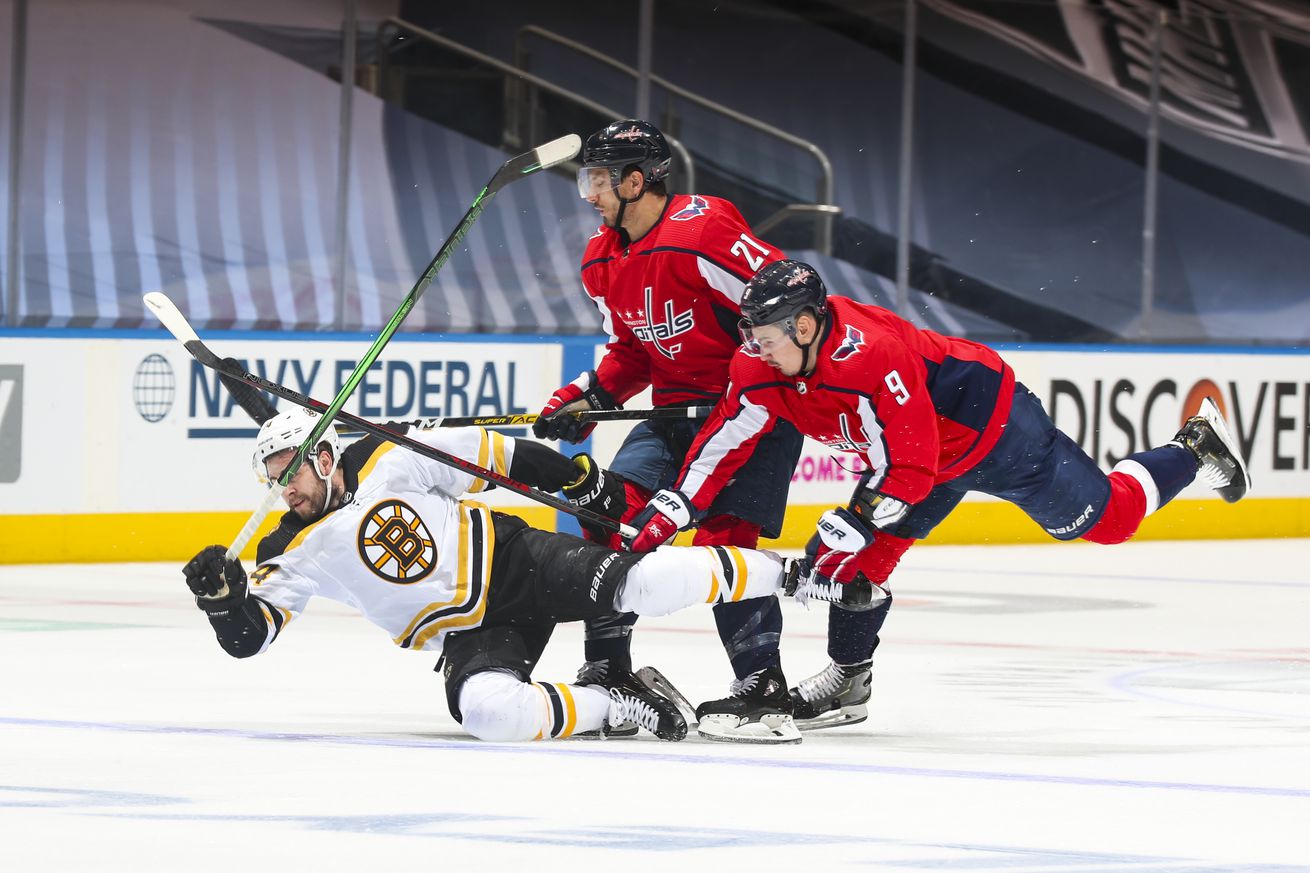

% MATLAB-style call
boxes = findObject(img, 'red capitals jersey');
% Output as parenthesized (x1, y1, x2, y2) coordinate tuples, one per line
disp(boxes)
(581, 194, 785, 406)
(675, 295, 1016, 512)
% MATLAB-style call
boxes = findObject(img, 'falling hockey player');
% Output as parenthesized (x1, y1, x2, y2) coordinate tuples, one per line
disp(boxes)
(533, 119, 806, 743)
(626, 259, 1253, 730)
(182, 408, 858, 742)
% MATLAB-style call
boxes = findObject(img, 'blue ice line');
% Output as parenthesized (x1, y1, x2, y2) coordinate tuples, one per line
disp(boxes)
(3, 715, 1308, 799)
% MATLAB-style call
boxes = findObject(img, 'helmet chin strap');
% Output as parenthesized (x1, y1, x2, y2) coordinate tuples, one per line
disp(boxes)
(310, 449, 340, 516)
(790, 315, 823, 377)
(611, 180, 648, 246)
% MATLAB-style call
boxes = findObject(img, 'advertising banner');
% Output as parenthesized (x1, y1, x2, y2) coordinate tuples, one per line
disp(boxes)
(1, 335, 1306, 562)
(1, 335, 557, 514)
(785, 349, 1310, 504)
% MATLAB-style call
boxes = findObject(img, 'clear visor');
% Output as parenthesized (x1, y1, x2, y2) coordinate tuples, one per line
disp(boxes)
(738, 318, 795, 354)
(253, 447, 297, 487)
(576, 166, 622, 200)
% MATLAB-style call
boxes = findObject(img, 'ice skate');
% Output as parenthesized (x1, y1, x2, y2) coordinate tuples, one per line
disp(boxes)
(572, 659, 637, 738)
(782, 558, 887, 610)
(604, 669, 688, 741)
(636, 665, 697, 723)
(789, 660, 872, 731)
(694, 664, 801, 744)
(1173, 397, 1251, 503)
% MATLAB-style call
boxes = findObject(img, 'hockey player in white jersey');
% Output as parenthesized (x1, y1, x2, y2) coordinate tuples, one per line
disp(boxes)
(183, 408, 852, 742)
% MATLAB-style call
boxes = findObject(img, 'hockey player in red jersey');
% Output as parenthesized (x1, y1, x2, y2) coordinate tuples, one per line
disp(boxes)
(533, 119, 806, 743)
(628, 259, 1252, 730)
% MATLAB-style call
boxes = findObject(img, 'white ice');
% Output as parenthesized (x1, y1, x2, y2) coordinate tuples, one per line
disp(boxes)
(2, 539, 1308, 871)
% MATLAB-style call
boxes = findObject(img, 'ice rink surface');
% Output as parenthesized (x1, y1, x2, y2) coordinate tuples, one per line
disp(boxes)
(3, 539, 1308, 871)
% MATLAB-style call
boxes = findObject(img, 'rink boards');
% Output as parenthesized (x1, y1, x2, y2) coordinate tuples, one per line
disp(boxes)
(1, 331, 1307, 562)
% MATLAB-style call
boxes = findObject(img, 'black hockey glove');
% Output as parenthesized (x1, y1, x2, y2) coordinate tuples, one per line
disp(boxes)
(183, 545, 248, 615)
(218, 359, 278, 424)
(532, 371, 619, 443)
(847, 470, 912, 534)
(562, 453, 628, 542)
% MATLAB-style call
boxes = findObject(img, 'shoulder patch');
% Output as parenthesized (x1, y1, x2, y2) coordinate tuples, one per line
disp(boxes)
(832, 325, 866, 362)
(669, 195, 711, 221)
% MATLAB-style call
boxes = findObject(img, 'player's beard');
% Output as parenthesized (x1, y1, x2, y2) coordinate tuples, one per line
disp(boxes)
(287, 478, 332, 522)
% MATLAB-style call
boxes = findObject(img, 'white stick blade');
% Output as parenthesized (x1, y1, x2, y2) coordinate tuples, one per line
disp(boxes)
(142, 292, 200, 343)
(534, 134, 582, 170)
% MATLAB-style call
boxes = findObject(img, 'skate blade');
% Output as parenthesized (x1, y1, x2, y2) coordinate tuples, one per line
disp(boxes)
(635, 666, 697, 723)
(696, 713, 803, 745)
(1198, 397, 1251, 501)
(795, 706, 869, 732)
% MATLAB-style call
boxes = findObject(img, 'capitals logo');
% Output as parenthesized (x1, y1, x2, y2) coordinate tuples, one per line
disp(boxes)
(814, 413, 873, 453)
(832, 326, 865, 362)
(670, 195, 711, 221)
(627, 286, 696, 360)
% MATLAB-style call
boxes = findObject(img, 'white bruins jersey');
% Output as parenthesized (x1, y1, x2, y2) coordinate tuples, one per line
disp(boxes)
(246, 426, 515, 654)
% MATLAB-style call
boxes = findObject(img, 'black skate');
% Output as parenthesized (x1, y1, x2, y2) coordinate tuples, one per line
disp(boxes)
(694, 664, 801, 744)
(789, 660, 873, 731)
(604, 669, 688, 742)
(1173, 397, 1251, 503)
(572, 659, 637, 738)
(782, 558, 887, 611)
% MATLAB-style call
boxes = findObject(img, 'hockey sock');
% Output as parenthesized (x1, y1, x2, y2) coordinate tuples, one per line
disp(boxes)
(713, 590, 785, 680)
(1083, 473, 1146, 544)
(1084, 445, 1197, 544)
(1112, 444, 1197, 514)
(582, 613, 638, 674)
(827, 597, 891, 664)
(457, 671, 611, 741)
(613, 546, 786, 616)
(689, 518, 777, 679)
(692, 514, 761, 549)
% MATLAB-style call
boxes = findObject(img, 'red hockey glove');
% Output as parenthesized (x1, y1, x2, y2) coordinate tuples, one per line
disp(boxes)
(532, 371, 618, 443)
(626, 489, 693, 553)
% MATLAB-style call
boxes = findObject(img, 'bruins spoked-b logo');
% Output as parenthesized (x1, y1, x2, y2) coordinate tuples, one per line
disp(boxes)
(357, 500, 436, 584)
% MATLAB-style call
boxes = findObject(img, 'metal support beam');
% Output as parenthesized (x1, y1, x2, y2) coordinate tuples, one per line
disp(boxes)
(5, 0, 28, 326)
(895, 0, 918, 318)
(636, 0, 654, 120)
(333, 0, 358, 330)
(1139, 10, 1165, 340)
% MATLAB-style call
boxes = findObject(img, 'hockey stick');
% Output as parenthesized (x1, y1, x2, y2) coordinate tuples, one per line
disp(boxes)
(144, 293, 637, 540)
(410, 406, 715, 429)
(147, 133, 581, 564)
(219, 363, 278, 424)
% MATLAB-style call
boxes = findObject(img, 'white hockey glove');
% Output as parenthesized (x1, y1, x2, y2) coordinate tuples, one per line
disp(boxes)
(626, 489, 694, 553)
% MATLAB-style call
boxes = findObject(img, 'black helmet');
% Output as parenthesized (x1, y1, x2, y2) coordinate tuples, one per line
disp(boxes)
(740, 259, 828, 328)
(580, 119, 672, 189)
